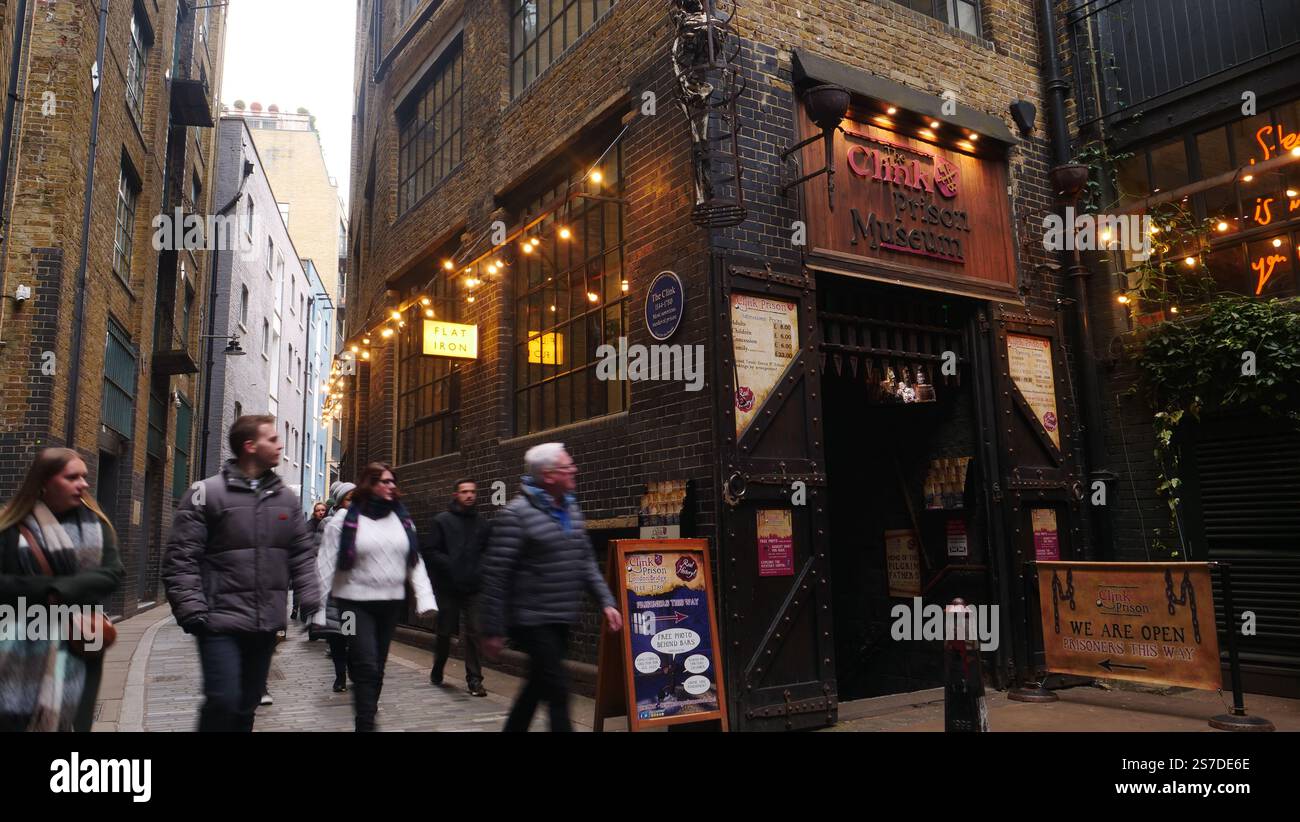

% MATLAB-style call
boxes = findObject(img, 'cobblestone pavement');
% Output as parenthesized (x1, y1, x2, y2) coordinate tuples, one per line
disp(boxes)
(144, 620, 516, 732)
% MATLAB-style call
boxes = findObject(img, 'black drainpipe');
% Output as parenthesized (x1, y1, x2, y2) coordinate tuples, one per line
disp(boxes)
(64, 0, 112, 448)
(1039, 0, 1114, 560)
(0, 0, 33, 301)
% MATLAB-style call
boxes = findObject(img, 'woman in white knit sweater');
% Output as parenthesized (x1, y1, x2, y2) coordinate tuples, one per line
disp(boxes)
(314, 462, 436, 731)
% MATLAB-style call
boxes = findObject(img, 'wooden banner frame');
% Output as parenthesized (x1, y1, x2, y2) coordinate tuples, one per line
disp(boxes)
(594, 539, 729, 732)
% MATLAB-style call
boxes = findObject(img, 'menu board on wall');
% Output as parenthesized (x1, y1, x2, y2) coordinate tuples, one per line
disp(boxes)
(757, 509, 795, 577)
(1032, 508, 1060, 561)
(731, 293, 799, 438)
(1006, 333, 1060, 449)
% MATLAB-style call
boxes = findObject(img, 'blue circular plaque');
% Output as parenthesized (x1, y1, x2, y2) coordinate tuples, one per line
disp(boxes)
(644, 271, 685, 342)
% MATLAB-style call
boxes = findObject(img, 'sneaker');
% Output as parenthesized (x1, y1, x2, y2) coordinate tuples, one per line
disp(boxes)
(468, 683, 487, 697)
(260, 692, 273, 706)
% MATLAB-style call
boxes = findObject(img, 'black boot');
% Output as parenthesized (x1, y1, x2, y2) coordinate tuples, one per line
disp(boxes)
(333, 676, 347, 693)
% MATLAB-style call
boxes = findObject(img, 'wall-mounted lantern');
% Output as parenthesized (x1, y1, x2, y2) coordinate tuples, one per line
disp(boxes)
(782, 84, 851, 211)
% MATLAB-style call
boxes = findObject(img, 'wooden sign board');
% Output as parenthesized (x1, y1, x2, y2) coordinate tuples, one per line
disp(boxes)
(798, 104, 1018, 301)
(594, 539, 729, 732)
(1036, 562, 1222, 691)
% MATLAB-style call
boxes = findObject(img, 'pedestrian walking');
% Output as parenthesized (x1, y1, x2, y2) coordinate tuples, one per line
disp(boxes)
(480, 443, 623, 732)
(421, 479, 489, 696)
(314, 464, 436, 731)
(162, 415, 321, 732)
(309, 481, 356, 691)
(0, 448, 124, 732)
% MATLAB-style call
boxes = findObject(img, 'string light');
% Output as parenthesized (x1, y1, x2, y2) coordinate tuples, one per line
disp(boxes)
(886, 106, 897, 115)
(381, 328, 394, 339)
(1169, 306, 1179, 314)
(350, 345, 359, 354)
(928, 120, 940, 129)
(1184, 256, 1196, 266)
(1288, 189, 1298, 198)
(1117, 294, 1131, 304)
(559, 227, 572, 239)
(1216, 221, 1229, 232)
(589, 170, 603, 184)
(621, 280, 629, 292)
(967, 133, 978, 141)
(443, 260, 454, 271)
(1273, 238, 1283, 247)
(1243, 174, 1254, 182)
(390, 310, 401, 321)
(425, 308, 434, 318)
(362, 337, 370, 345)
(420, 297, 431, 306)
(587, 291, 599, 302)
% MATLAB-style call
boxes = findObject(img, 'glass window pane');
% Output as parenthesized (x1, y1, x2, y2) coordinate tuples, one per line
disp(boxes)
(1148, 138, 1188, 193)
(1247, 235, 1294, 297)
(1195, 127, 1232, 179)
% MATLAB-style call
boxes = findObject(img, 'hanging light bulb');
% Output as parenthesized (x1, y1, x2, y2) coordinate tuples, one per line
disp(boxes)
(425, 308, 434, 318)
(1184, 256, 1196, 266)
(1273, 238, 1283, 247)
(559, 226, 572, 239)
(443, 260, 454, 271)
(928, 120, 940, 129)
(1243, 174, 1254, 182)
(589, 170, 603, 184)
(487, 263, 499, 275)
(1169, 306, 1179, 314)
(587, 291, 599, 303)
(1216, 221, 1229, 232)
(350, 345, 359, 354)
(390, 310, 401, 321)
(1117, 294, 1131, 304)
(467, 295, 475, 303)
(362, 351, 371, 361)
(420, 297, 431, 306)
(522, 241, 534, 254)
(621, 279, 629, 292)
(381, 328, 394, 339)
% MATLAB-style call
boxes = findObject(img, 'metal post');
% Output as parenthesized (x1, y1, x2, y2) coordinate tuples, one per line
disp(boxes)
(1008, 563, 1057, 702)
(944, 598, 989, 732)
(1208, 562, 1274, 731)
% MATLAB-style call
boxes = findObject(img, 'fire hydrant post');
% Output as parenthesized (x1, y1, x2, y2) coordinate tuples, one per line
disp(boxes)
(944, 597, 989, 732)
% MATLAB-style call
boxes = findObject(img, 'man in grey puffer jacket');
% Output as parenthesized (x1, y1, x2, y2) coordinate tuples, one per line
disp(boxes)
(480, 443, 623, 732)
(163, 415, 321, 732)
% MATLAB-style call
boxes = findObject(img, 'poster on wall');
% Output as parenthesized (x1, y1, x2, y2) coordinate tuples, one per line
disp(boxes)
(594, 540, 729, 732)
(945, 518, 969, 558)
(885, 529, 922, 597)
(1036, 562, 1221, 690)
(757, 509, 795, 577)
(1032, 508, 1060, 561)
(731, 293, 799, 438)
(1006, 333, 1060, 449)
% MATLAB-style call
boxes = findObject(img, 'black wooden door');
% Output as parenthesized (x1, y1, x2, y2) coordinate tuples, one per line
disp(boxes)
(711, 253, 837, 731)
(986, 303, 1085, 675)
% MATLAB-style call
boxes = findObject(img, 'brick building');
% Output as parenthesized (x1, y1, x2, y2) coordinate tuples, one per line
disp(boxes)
(341, 0, 1114, 728)
(0, 0, 226, 618)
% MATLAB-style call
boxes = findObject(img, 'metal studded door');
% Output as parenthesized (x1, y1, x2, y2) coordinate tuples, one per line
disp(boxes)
(711, 253, 837, 731)
(986, 303, 1085, 674)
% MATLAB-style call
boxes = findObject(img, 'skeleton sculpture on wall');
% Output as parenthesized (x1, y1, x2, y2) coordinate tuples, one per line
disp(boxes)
(671, 0, 747, 228)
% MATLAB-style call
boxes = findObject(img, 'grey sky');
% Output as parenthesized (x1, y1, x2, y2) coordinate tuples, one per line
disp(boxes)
(219, 0, 357, 208)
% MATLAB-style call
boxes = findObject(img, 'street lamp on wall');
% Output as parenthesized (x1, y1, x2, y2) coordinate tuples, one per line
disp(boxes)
(781, 84, 851, 211)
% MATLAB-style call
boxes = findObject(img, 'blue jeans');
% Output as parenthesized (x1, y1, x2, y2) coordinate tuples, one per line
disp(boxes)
(196, 631, 276, 732)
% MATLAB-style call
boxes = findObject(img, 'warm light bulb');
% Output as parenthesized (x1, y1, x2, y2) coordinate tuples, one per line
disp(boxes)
(467, 295, 475, 303)
(398, 321, 406, 328)
(1216, 221, 1229, 232)
(529, 238, 539, 248)
(929, 120, 940, 129)
(420, 297, 431, 306)
(589, 170, 603, 184)
(1169, 306, 1179, 314)
(443, 260, 454, 271)
(390, 310, 401, 321)
(621, 280, 629, 292)
(549, 304, 556, 312)
(1243, 174, 1254, 182)
(886, 106, 897, 115)
(362, 351, 370, 361)
(1184, 256, 1195, 266)
(1117, 294, 1131, 304)
(1100, 230, 1112, 242)
(362, 337, 371, 345)
(487, 264, 498, 275)
(425, 308, 434, 318)
(381, 328, 394, 338)
(1288, 189, 1299, 198)
(919, 129, 935, 139)
(522, 243, 533, 254)
(559, 227, 572, 239)
(587, 291, 599, 302)
(1273, 238, 1283, 247)
(350, 345, 359, 354)
(1292, 146, 1300, 157)
(1148, 225, 1160, 235)
(968, 133, 979, 141)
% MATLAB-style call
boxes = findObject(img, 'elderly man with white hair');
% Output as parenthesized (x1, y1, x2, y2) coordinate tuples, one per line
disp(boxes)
(479, 442, 623, 731)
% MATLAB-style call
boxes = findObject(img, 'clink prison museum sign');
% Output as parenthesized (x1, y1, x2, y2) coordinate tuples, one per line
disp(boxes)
(799, 102, 1018, 299)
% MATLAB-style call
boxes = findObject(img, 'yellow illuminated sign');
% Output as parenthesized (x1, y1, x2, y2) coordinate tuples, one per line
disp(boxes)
(527, 331, 564, 365)
(422, 320, 477, 358)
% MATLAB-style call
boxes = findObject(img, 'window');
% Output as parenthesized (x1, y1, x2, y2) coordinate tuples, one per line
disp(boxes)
(191, 173, 202, 209)
(288, 343, 295, 381)
(172, 395, 193, 500)
(278, 202, 290, 226)
(246, 198, 255, 237)
(397, 257, 460, 463)
(296, 356, 303, 389)
(102, 319, 137, 438)
(126, 7, 151, 123)
(511, 1, 616, 97)
(514, 144, 627, 435)
(299, 292, 306, 322)
(234, 401, 242, 419)
(239, 285, 250, 327)
(266, 238, 274, 278)
(113, 160, 140, 279)
(290, 275, 297, 314)
(262, 319, 270, 356)
(182, 284, 195, 345)
(899, 0, 980, 37)
(397, 36, 463, 214)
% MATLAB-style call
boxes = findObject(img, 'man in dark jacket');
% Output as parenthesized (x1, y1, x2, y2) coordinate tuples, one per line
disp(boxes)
(421, 479, 489, 695)
(162, 414, 321, 732)
(480, 443, 622, 732)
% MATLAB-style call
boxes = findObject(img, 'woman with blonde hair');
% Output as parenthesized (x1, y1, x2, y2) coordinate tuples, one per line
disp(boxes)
(0, 448, 124, 731)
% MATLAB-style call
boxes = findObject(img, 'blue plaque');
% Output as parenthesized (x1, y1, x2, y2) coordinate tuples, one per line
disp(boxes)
(644, 271, 685, 342)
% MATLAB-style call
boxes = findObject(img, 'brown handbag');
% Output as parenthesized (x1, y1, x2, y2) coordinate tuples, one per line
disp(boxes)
(18, 524, 117, 658)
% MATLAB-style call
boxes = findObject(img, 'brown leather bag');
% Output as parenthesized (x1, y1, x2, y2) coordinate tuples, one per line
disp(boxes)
(18, 524, 117, 658)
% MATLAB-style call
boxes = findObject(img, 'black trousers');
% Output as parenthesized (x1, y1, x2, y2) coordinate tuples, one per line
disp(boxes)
(433, 592, 482, 686)
(196, 631, 277, 732)
(338, 599, 402, 732)
(504, 624, 571, 732)
(326, 634, 349, 682)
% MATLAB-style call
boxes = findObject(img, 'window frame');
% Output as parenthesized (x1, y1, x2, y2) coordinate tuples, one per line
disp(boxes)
(510, 0, 617, 98)
(395, 261, 461, 464)
(396, 34, 464, 215)
(113, 160, 141, 281)
(126, 6, 151, 125)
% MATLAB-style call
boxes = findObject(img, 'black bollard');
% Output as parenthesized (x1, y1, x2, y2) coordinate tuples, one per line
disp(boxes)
(944, 597, 989, 732)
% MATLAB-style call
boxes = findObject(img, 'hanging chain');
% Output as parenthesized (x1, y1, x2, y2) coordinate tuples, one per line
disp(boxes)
(1164, 569, 1202, 644)
(1050, 568, 1076, 634)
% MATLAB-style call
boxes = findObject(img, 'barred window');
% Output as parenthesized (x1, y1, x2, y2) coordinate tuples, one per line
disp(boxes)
(126, 7, 151, 123)
(102, 319, 137, 438)
(113, 161, 140, 280)
(514, 145, 626, 435)
(511, 0, 616, 98)
(397, 266, 460, 463)
(397, 36, 462, 215)
(172, 395, 193, 500)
